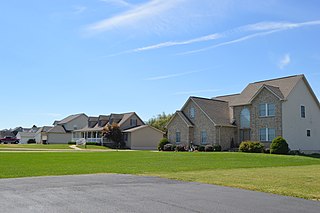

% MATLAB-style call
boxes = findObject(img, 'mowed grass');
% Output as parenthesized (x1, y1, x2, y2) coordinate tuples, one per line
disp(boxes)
(0, 144, 72, 149)
(0, 144, 109, 150)
(1, 151, 320, 200)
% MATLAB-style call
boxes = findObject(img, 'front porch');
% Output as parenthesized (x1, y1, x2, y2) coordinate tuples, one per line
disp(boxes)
(72, 131, 103, 143)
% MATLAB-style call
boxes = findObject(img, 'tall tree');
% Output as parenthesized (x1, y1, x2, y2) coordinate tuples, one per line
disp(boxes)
(146, 112, 173, 132)
(102, 123, 124, 148)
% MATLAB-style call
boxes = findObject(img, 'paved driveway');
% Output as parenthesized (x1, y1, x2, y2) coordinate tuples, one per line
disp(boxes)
(1, 174, 319, 213)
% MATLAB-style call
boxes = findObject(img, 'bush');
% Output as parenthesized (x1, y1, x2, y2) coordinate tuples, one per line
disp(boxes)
(175, 144, 186, 152)
(158, 138, 170, 151)
(86, 142, 99, 146)
(198, 145, 205, 152)
(163, 144, 174, 151)
(27, 139, 36, 144)
(205, 145, 214, 152)
(68, 141, 76, 145)
(213, 144, 222, 152)
(239, 141, 264, 153)
(270, 136, 289, 154)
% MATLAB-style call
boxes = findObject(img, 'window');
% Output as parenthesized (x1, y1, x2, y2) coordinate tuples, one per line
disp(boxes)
(307, 130, 311, 137)
(190, 107, 195, 118)
(201, 130, 207, 144)
(240, 108, 250, 128)
(176, 131, 181, 143)
(259, 128, 276, 142)
(123, 133, 128, 142)
(259, 103, 275, 117)
(73, 125, 78, 130)
(301, 106, 306, 118)
(130, 118, 137, 126)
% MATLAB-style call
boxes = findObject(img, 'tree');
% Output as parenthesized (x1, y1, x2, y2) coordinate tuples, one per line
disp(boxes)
(146, 112, 173, 132)
(102, 123, 124, 148)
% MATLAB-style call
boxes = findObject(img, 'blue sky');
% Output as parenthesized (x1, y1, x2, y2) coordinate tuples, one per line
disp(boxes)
(1, 0, 320, 129)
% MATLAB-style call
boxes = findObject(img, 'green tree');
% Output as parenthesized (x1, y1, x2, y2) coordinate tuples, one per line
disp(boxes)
(147, 112, 173, 132)
(102, 123, 124, 148)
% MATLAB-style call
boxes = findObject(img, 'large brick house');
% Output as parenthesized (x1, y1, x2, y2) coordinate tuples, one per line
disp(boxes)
(166, 74, 320, 153)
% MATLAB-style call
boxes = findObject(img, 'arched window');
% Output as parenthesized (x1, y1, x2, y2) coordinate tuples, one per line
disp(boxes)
(240, 108, 250, 128)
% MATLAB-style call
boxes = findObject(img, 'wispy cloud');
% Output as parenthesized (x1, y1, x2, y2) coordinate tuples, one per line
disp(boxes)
(87, 0, 184, 33)
(73, 6, 87, 14)
(278, 54, 291, 69)
(100, 0, 132, 8)
(133, 34, 221, 52)
(144, 69, 202, 81)
(173, 89, 221, 95)
(122, 20, 320, 55)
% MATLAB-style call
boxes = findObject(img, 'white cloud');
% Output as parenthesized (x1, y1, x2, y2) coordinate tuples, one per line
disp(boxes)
(73, 6, 87, 14)
(100, 0, 132, 8)
(133, 33, 221, 52)
(173, 89, 221, 95)
(87, 0, 185, 33)
(121, 20, 320, 55)
(278, 54, 291, 69)
(144, 70, 202, 81)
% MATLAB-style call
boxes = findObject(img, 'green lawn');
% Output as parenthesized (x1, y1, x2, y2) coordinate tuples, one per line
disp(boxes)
(0, 151, 319, 200)
(0, 144, 109, 150)
(0, 144, 72, 149)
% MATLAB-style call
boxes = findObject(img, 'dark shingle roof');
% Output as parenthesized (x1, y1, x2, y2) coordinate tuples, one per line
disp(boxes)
(215, 75, 303, 106)
(189, 97, 233, 126)
(57, 113, 87, 125)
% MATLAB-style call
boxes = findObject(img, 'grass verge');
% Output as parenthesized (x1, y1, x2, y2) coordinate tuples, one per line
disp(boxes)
(0, 151, 319, 200)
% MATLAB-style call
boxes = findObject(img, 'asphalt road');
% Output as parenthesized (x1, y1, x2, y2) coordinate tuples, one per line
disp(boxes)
(0, 174, 319, 213)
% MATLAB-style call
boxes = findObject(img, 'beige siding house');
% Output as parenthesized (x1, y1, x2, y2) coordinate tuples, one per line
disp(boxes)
(167, 74, 320, 153)
(36, 114, 88, 144)
(16, 132, 36, 144)
(123, 125, 164, 150)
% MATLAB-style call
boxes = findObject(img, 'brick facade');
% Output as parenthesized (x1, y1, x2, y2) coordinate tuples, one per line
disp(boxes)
(233, 88, 282, 147)
(182, 101, 216, 146)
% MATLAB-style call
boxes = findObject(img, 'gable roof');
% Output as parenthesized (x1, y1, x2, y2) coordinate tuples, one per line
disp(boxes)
(36, 126, 53, 134)
(215, 75, 303, 106)
(47, 125, 66, 133)
(170, 110, 194, 127)
(57, 113, 87, 125)
(188, 97, 233, 127)
(123, 125, 165, 134)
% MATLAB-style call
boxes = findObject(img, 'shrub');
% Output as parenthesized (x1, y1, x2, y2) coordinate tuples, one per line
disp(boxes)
(205, 145, 214, 152)
(163, 144, 174, 151)
(198, 145, 205, 152)
(27, 139, 36, 144)
(68, 141, 76, 145)
(213, 144, 222, 152)
(175, 144, 186, 152)
(239, 141, 264, 153)
(270, 136, 289, 154)
(86, 142, 99, 146)
(158, 138, 170, 151)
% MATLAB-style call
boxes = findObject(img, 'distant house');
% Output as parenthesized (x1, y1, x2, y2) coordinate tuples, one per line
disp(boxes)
(166, 74, 320, 153)
(35, 113, 88, 144)
(72, 112, 144, 144)
(16, 132, 36, 144)
(34, 126, 53, 144)
(72, 112, 162, 150)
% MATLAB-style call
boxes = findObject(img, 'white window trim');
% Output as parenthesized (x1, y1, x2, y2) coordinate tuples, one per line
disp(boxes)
(259, 103, 275, 117)
(260, 128, 275, 142)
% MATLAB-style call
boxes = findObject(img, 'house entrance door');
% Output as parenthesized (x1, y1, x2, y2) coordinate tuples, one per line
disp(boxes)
(240, 129, 250, 142)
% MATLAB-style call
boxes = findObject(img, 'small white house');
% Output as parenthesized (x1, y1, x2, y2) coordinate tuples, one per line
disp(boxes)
(16, 132, 36, 144)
